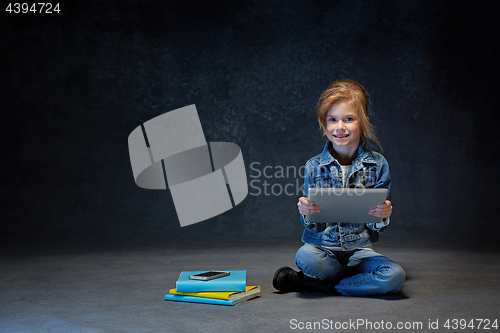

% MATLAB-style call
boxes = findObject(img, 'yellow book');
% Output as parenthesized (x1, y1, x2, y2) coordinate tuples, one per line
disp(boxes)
(168, 285, 260, 301)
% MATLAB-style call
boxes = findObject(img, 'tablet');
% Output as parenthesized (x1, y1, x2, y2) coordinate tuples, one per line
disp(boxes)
(304, 188, 388, 224)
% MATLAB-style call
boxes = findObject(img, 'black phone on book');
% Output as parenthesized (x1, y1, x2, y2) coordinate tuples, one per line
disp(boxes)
(189, 271, 230, 281)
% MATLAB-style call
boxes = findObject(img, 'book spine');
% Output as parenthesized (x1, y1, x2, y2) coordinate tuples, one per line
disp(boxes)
(176, 280, 246, 293)
(164, 294, 235, 306)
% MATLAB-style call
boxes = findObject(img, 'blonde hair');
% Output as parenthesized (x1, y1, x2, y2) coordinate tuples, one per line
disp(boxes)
(317, 79, 381, 150)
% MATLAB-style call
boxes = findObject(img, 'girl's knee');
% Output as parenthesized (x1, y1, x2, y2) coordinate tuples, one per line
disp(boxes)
(295, 243, 319, 258)
(391, 264, 406, 290)
(295, 244, 327, 267)
(380, 262, 406, 293)
(295, 244, 343, 280)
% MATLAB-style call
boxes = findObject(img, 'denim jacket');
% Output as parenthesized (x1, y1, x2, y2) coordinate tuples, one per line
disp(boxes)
(300, 142, 391, 250)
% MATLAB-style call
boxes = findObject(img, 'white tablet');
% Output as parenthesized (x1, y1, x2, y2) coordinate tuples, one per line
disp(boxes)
(304, 188, 388, 224)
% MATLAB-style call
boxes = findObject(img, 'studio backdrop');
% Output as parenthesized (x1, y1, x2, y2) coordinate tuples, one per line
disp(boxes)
(2, 0, 499, 247)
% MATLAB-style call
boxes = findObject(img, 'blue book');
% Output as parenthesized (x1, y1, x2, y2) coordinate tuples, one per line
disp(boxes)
(164, 293, 259, 306)
(176, 270, 246, 293)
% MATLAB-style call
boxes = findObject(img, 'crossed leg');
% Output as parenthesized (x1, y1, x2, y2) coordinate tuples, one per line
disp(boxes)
(295, 243, 406, 296)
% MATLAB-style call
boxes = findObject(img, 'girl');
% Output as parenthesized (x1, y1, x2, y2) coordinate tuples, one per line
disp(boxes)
(273, 79, 406, 296)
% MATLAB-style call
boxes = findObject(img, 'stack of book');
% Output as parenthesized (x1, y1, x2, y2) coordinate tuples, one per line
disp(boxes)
(165, 270, 260, 306)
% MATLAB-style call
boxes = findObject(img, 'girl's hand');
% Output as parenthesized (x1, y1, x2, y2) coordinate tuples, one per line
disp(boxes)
(368, 200, 392, 219)
(297, 196, 321, 215)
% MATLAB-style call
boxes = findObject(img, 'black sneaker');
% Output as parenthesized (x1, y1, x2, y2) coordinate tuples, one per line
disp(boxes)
(272, 266, 303, 293)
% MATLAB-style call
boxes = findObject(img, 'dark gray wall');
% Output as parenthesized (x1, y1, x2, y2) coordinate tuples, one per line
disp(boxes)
(2, 0, 499, 247)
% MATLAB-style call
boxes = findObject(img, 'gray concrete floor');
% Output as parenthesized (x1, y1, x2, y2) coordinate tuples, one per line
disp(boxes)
(1, 239, 499, 332)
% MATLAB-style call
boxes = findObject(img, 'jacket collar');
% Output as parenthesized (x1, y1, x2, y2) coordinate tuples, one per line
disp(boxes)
(319, 142, 376, 167)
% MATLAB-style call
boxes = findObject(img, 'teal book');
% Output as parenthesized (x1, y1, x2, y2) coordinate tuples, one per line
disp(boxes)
(175, 270, 246, 293)
(164, 293, 259, 306)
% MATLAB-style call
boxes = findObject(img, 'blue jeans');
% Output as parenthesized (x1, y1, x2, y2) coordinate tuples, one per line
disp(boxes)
(295, 243, 406, 296)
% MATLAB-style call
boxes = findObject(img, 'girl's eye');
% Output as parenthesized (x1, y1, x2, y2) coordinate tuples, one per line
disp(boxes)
(345, 117, 354, 122)
(328, 118, 336, 122)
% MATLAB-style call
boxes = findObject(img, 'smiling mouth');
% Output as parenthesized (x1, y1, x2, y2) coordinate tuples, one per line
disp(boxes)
(333, 134, 349, 138)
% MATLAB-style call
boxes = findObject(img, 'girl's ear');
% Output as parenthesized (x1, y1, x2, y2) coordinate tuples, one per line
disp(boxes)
(367, 116, 370, 123)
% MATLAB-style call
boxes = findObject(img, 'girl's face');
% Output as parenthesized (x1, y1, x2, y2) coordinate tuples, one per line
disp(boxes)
(325, 100, 362, 153)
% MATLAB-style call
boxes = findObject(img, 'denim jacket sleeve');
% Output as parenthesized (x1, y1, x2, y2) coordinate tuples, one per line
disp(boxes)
(366, 154, 391, 232)
(374, 154, 391, 200)
(299, 158, 316, 228)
